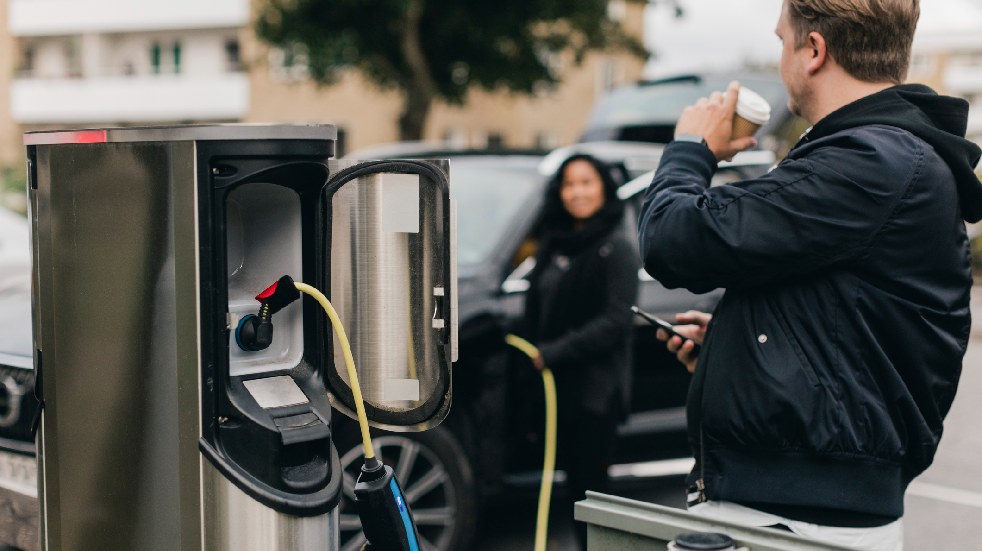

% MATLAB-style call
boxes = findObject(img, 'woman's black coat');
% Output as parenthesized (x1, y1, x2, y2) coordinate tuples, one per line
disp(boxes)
(522, 177, 640, 417)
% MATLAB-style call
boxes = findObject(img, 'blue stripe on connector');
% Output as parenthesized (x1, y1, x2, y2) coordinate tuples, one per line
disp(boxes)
(389, 478, 419, 551)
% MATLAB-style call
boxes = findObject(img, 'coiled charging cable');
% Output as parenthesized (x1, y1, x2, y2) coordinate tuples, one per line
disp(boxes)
(505, 334, 557, 551)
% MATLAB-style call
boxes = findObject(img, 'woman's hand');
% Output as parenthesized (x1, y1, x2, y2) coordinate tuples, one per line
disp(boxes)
(532, 352, 546, 371)
(656, 310, 711, 373)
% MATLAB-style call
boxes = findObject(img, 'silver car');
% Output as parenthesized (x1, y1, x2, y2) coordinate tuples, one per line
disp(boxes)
(0, 206, 37, 551)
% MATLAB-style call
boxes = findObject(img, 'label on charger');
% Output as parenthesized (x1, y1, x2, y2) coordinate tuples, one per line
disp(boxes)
(243, 375, 309, 409)
(383, 378, 420, 401)
(381, 174, 420, 233)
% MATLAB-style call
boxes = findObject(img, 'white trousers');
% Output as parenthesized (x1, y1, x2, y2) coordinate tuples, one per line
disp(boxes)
(688, 500, 904, 551)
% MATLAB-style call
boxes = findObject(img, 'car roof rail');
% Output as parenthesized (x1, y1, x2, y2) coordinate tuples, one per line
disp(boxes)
(635, 74, 702, 87)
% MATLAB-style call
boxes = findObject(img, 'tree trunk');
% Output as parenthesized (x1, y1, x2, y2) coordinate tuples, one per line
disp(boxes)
(398, 85, 432, 141)
(398, 0, 436, 141)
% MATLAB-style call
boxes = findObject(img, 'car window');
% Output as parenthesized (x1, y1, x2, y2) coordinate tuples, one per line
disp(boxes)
(450, 161, 542, 268)
(0, 207, 33, 366)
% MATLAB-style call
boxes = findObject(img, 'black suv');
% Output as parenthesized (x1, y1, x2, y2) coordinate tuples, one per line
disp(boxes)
(0, 144, 776, 551)
(580, 73, 809, 157)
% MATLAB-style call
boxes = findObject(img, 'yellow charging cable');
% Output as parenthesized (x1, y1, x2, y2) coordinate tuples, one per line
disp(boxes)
(294, 281, 376, 460)
(505, 334, 557, 551)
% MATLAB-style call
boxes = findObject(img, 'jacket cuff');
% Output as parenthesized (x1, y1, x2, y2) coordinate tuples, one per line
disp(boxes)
(663, 140, 719, 181)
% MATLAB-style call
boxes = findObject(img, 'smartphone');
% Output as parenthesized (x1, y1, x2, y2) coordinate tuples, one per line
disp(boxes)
(631, 306, 701, 357)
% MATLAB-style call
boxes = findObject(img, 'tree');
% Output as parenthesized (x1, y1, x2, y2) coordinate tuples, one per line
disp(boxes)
(255, 0, 648, 141)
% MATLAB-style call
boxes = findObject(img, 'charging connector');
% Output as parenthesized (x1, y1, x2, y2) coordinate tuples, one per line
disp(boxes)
(354, 457, 421, 551)
(234, 275, 301, 352)
(235, 313, 273, 351)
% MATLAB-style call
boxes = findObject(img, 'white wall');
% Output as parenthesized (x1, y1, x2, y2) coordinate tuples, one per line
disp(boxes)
(9, 0, 249, 35)
(11, 74, 250, 123)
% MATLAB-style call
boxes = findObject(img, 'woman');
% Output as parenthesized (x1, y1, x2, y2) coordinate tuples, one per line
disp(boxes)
(521, 153, 639, 548)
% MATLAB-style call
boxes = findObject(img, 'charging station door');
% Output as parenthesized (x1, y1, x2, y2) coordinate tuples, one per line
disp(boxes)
(323, 159, 457, 432)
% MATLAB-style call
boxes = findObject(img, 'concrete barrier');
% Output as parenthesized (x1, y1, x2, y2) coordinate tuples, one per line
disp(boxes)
(575, 492, 855, 551)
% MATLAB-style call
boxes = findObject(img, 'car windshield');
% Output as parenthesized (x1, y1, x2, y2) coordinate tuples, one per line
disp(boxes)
(449, 157, 543, 268)
(587, 75, 787, 128)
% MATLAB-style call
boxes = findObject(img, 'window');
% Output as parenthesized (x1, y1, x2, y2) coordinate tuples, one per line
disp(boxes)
(172, 42, 182, 74)
(597, 59, 618, 95)
(225, 39, 242, 72)
(269, 45, 310, 82)
(486, 133, 505, 149)
(908, 54, 936, 76)
(535, 132, 558, 150)
(442, 129, 467, 148)
(20, 44, 34, 76)
(150, 43, 162, 74)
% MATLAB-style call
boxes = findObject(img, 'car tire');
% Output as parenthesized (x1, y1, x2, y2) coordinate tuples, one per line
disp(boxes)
(337, 426, 477, 551)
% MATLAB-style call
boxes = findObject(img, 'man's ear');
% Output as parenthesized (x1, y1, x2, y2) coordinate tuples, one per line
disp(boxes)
(805, 31, 828, 75)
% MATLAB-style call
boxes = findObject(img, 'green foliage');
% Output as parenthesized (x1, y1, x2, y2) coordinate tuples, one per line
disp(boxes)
(255, 0, 647, 138)
(0, 164, 27, 215)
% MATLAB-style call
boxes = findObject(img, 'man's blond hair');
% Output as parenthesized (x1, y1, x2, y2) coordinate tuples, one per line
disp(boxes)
(786, 0, 920, 83)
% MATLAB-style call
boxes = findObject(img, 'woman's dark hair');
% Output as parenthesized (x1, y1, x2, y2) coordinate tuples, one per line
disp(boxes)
(535, 153, 624, 236)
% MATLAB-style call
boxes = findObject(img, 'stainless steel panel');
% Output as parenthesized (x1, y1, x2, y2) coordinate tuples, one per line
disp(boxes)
(24, 124, 337, 145)
(329, 166, 451, 430)
(33, 142, 202, 550)
(202, 461, 336, 551)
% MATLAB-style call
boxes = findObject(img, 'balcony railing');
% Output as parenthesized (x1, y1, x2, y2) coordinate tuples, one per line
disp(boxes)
(11, 74, 250, 124)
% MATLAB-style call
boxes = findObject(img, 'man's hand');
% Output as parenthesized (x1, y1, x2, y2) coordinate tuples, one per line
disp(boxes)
(674, 81, 758, 161)
(532, 352, 545, 371)
(655, 310, 711, 373)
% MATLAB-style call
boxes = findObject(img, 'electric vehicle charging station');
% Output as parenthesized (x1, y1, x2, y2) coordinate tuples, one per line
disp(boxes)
(26, 125, 455, 551)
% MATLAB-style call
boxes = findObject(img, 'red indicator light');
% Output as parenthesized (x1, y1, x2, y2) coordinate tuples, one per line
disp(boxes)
(71, 130, 108, 144)
(23, 129, 108, 145)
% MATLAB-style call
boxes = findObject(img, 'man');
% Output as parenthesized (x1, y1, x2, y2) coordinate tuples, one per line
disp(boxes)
(637, 1, 981, 550)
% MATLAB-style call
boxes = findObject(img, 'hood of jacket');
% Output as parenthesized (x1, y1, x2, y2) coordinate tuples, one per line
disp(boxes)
(800, 84, 982, 222)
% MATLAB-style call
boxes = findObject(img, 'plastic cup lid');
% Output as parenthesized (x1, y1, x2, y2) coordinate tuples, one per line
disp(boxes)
(735, 86, 771, 125)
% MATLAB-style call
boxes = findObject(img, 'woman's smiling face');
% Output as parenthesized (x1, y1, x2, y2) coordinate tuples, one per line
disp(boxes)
(560, 159, 606, 221)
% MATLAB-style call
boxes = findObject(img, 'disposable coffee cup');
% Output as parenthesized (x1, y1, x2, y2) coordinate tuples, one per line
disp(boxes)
(668, 532, 736, 551)
(731, 86, 771, 139)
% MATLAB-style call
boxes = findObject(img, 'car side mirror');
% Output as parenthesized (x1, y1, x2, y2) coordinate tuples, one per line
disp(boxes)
(500, 256, 535, 295)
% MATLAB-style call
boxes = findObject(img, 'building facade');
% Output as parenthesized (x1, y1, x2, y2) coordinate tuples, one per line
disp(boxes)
(0, 0, 645, 166)
(909, 26, 982, 146)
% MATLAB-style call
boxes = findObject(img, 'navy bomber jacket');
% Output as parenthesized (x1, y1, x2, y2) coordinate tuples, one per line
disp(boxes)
(638, 84, 982, 522)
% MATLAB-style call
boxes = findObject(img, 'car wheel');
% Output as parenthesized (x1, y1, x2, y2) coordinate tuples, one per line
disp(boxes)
(337, 426, 477, 551)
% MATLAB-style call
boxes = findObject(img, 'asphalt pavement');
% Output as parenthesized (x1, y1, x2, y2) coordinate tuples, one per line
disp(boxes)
(478, 284, 982, 550)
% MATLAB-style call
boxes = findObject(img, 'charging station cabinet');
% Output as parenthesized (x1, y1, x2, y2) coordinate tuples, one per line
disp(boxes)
(27, 125, 455, 551)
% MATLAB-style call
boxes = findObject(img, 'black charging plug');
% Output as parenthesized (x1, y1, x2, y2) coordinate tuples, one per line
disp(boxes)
(234, 275, 302, 352)
(354, 456, 421, 551)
